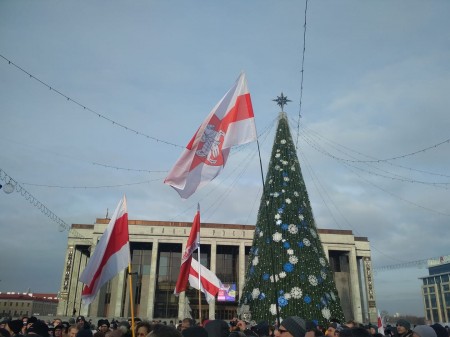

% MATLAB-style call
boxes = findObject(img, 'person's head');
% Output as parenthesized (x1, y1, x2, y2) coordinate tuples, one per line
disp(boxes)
(181, 319, 194, 331)
(413, 326, 437, 337)
(6, 320, 22, 336)
(396, 320, 411, 335)
(54, 320, 63, 327)
(430, 324, 447, 337)
(181, 326, 208, 337)
(54, 325, 64, 337)
(148, 324, 181, 337)
(204, 320, 230, 337)
(368, 325, 377, 335)
(326, 324, 339, 337)
(98, 320, 110, 334)
(68, 325, 79, 337)
(275, 316, 306, 337)
(28, 320, 50, 337)
(135, 322, 151, 337)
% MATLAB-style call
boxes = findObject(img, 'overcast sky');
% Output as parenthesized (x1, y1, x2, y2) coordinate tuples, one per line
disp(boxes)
(1, 1, 449, 318)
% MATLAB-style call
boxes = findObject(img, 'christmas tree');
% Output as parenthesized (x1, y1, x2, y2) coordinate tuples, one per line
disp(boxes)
(239, 106, 345, 326)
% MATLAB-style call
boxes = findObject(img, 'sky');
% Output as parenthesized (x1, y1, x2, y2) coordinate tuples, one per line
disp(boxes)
(1, 1, 450, 318)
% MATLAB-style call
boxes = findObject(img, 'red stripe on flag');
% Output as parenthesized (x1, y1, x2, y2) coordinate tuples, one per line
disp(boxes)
(82, 213, 128, 296)
(189, 264, 220, 296)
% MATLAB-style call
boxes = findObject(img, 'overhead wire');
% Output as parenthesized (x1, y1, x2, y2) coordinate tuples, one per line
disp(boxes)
(0, 53, 183, 149)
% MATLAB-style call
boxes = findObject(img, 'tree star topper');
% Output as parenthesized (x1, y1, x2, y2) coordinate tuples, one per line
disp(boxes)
(273, 92, 291, 112)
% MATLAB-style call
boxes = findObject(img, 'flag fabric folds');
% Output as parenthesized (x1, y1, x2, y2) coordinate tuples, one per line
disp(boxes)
(174, 207, 201, 295)
(164, 72, 257, 199)
(377, 310, 385, 335)
(79, 196, 130, 304)
(189, 257, 223, 303)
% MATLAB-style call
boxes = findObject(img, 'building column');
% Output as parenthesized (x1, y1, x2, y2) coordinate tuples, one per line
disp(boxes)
(348, 248, 363, 322)
(111, 269, 126, 317)
(209, 242, 217, 319)
(146, 239, 159, 319)
(238, 242, 246, 300)
(362, 257, 377, 323)
(178, 241, 187, 319)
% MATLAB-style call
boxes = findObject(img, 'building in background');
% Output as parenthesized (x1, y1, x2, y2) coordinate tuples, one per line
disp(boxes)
(420, 255, 450, 323)
(0, 292, 58, 318)
(57, 218, 377, 323)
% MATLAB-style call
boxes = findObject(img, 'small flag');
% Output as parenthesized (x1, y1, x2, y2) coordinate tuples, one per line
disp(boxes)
(189, 257, 223, 303)
(80, 196, 130, 304)
(164, 72, 257, 199)
(174, 206, 201, 295)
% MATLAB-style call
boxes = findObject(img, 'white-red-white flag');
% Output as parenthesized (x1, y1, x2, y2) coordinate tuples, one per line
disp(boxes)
(79, 196, 130, 304)
(377, 310, 385, 335)
(174, 207, 201, 295)
(189, 257, 223, 303)
(164, 72, 257, 199)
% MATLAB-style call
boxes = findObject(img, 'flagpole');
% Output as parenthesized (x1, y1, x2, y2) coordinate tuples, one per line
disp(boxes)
(127, 263, 136, 337)
(196, 203, 202, 325)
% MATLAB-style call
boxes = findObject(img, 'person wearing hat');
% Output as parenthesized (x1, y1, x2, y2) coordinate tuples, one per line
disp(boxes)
(27, 320, 49, 337)
(275, 316, 307, 337)
(412, 326, 437, 337)
(97, 321, 109, 335)
(5, 320, 23, 337)
(396, 320, 413, 337)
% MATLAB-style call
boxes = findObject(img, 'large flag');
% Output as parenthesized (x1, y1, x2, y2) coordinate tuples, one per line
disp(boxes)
(164, 72, 257, 199)
(189, 257, 223, 303)
(174, 207, 201, 295)
(79, 196, 130, 304)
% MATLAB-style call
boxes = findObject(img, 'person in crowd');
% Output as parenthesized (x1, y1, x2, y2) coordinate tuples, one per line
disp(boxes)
(148, 324, 181, 337)
(229, 332, 247, 337)
(75, 318, 90, 331)
(396, 320, 413, 337)
(326, 323, 340, 337)
(179, 319, 194, 332)
(97, 321, 110, 335)
(135, 322, 151, 337)
(204, 320, 230, 337)
(27, 320, 50, 337)
(67, 325, 79, 337)
(412, 326, 437, 337)
(53, 321, 62, 330)
(339, 327, 371, 337)
(274, 316, 306, 337)
(252, 321, 270, 337)
(5, 320, 22, 337)
(54, 325, 64, 337)
(181, 326, 208, 337)
(430, 324, 447, 337)
(0, 328, 11, 337)
(75, 328, 93, 337)
(366, 325, 377, 336)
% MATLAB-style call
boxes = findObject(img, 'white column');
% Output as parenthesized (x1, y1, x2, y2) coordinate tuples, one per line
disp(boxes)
(209, 242, 217, 319)
(238, 242, 246, 300)
(178, 241, 187, 320)
(146, 239, 159, 319)
(348, 248, 363, 322)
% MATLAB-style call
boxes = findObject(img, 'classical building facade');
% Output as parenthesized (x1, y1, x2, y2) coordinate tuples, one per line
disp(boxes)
(420, 255, 450, 323)
(57, 218, 377, 323)
(0, 292, 58, 318)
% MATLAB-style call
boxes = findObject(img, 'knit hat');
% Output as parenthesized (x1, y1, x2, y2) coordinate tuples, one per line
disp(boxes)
(7, 320, 23, 334)
(396, 320, 411, 330)
(281, 316, 306, 337)
(413, 326, 437, 337)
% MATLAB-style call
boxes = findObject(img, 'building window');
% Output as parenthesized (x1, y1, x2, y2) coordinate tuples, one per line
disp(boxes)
(154, 243, 182, 319)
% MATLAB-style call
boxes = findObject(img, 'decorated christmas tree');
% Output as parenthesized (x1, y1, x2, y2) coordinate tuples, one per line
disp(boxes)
(239, 102, 345, 326)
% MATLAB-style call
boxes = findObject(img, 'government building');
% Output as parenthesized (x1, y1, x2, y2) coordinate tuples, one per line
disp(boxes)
(420, 255, 450, 323)
(57, 218, 378, 323)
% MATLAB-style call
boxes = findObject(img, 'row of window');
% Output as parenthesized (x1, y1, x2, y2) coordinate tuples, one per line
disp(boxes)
(0, 302, 31, 307)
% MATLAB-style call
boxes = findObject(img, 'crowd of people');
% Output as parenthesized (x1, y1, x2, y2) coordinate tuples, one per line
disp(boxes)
(0, 315, 449, 337)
